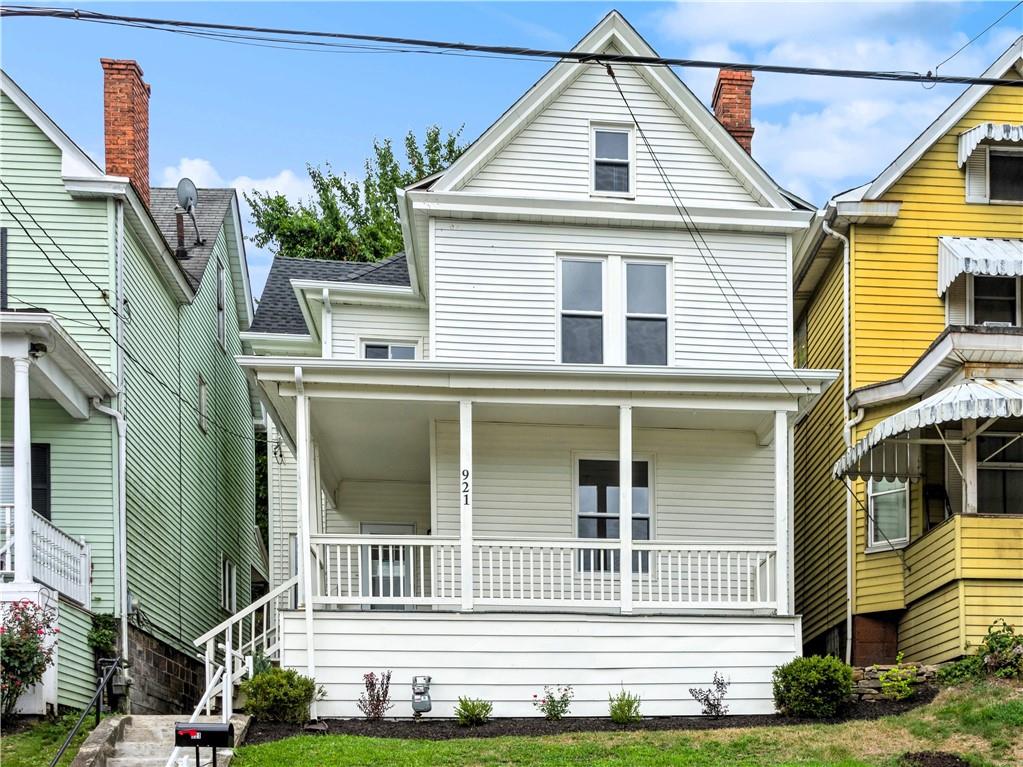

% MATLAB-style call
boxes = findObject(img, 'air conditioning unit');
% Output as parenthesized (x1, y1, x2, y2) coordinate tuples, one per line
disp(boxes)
(981, 321, 1014, 327)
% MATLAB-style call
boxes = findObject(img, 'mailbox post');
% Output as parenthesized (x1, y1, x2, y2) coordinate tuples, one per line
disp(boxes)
(174, 721, 234, 767)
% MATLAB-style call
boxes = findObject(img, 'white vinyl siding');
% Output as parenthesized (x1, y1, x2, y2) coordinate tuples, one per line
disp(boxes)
(282, 612, 801, 717)
(268, 421, 298, 590)
(432, 219, 789, 370)
(433, 421, 775, 542)
(460, 61, 760, 207)
(324, 480, 430, 535)
(330, 303, 429, 359)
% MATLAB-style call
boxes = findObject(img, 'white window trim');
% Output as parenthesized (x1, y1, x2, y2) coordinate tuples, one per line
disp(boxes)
(621, 258, 673, 367)
(866, 479, 910, 553)
(989, 146, 1023, 205)
(359, 338, 421, 360)
(216, 261, 226, 350)
(968, 274, 1022, 327)
(590, 122, 636, 199)
(556, 256, 608, 364)
(221, 554, 237, 613)
(571, 451, 656, 536)
(197, 376, 209, 434)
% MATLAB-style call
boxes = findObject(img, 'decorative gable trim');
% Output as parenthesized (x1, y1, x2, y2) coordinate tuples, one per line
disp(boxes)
(430, 11, 792, 210)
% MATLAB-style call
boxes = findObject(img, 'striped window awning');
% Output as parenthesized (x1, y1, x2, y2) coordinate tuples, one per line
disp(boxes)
(833, 378, 1023, 480)
(937, 236, 1023, 296)
(957, 122, 1023, 167)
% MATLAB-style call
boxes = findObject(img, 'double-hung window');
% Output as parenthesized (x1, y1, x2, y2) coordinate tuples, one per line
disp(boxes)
(560, 259, 604, 363)
(625, 262, 668, 365)
(577, 459, 650, 572)
(989, 150, 1023, 203)
(972, 276, 1021, 326)
(592, 126, 632, 195)
(363, 341, 417, 360)
(867, 479, 909, 549)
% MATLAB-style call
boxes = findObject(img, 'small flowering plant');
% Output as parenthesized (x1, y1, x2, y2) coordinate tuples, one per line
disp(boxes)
(531, 684, 574, 720)
(1, 598, 59, 716)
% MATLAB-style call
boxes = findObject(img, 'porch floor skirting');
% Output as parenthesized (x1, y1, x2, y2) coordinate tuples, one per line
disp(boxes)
(280, 611, 801, 718)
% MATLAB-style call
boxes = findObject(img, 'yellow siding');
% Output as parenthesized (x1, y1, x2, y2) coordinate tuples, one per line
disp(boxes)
(960, 515, 1023, 580)
(793, 258, 848, 645)
(963, 580, 1023, 649)
(899, 581, 963, 664)
(849, 80, 1023, 388)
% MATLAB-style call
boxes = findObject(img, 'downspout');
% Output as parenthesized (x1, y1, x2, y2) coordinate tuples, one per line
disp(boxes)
(821, 214, 863, 665)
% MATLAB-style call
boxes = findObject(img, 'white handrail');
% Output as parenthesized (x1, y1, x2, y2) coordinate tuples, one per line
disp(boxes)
(164, 665, 226, 767)
(30, 511, 90, 606)
(193, 575, 299, 647)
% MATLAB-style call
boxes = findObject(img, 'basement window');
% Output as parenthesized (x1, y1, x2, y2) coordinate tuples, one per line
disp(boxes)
(592, 126, 633, 195)
(867, 479, 909, 550)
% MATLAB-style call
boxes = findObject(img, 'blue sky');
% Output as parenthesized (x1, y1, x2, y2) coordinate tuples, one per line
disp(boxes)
(3, 1, 1021, 296)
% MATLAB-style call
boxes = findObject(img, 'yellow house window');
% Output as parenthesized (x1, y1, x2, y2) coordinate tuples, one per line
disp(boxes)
(867, 479, 909, 550)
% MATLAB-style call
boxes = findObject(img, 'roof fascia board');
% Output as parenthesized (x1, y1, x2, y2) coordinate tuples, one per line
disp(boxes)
(227, 195, 255, 327)
(1, 70, 105, 180)
(395, 188, 423, 297)
(408, 190, 811, 232)
(864, 36, 1023, 200)
(293, 280, 424, 309)
(119, 185, 194, 302)
(290, 281, 322, 344)
(240, 331, 320, 357)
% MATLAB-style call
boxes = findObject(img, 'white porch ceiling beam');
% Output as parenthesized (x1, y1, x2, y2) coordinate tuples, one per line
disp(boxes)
(31, 352, 91, 420)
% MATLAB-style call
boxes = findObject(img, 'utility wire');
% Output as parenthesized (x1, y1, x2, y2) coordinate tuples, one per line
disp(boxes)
(4, 5, 1022, 87)
(933, 0, 1023, 75)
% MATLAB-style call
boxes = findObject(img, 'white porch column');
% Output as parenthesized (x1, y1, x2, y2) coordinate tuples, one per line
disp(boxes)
(459, 400, 474, 611)
(774, 410, 791, 614)
(619, 405, 633, 614)
(12, 355, 33, 585)
(963, 418, 978, 514)
(294, 378, 317, 709)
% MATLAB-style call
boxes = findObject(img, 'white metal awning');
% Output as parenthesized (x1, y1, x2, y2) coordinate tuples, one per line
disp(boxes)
(833, 378, 1023, 480)
(937, 237, 1023, 296)
(957, 122, 1023, 167)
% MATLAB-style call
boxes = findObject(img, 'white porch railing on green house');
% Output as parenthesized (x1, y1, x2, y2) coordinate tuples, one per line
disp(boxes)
(0, 504, 91, 607)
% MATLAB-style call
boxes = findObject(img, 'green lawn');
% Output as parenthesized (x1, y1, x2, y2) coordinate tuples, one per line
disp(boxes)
(0, 713, 98, 767)
(233, 682, 1023, 767)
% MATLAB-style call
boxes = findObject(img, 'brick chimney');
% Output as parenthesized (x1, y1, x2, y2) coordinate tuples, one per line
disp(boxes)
(101, 59, 150, 207)
(712, 69, 754, 154)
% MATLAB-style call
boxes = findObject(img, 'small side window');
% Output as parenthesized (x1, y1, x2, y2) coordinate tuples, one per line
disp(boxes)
(221, 555, 237, 613)
(363, 342, 417, 360)
(989, 150, 1023, 203)
(216, 261, 226, 348)
(867, 479, 909, 549)
(198, 376, 209, 434)
(973, 276, 1020, 326)
(592, 127, 632, 195)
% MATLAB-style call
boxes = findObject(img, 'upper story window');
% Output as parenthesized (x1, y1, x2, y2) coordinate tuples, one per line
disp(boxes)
(216, 261, 226, 348)
(867, 479, 909, 550)
(592, 126, 633, 196)
(559, 256, 670, 366)
(990, 150, 1023, 203)
(973, 276, 1021, 326)
(363, 341, 417, 360)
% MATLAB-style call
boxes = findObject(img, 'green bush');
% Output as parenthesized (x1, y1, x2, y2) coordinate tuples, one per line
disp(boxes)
(877, 652, 918, 701)
(936, 654, 985, 686)
(87, 614, 118, 658)
(936, 620, 1023, 686)
(772, 655, 852, 718)
(240, 667, 322, 723)
(454, 696, 493, 726)
(608, 689, 642, 724)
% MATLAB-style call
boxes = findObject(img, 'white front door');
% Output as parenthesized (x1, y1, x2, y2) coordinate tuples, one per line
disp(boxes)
(360, 523, 416, 608)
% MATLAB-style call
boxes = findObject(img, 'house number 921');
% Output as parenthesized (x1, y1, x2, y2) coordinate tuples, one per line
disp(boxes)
(461, 469, 470, 506)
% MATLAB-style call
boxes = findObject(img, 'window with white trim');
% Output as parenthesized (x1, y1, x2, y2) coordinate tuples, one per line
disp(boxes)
(221, 555, 237, 613)
(592, 126, 633, 195)
(977, 430, 1023, 515)
(197, 376, 209, 433)
(990, 150, 1023, 203)
(560, 258, 605, 363)
(216, 261, 226, 348)
(362, 341, 417, 360)
(867, 479, 909, 549)
(972, 276, 1021, 326)
(625, 261, 668, 365)
(577, 458, 650, 572)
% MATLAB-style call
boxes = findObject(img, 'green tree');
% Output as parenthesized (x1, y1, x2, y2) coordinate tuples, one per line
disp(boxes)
(246, 126, 464, 262)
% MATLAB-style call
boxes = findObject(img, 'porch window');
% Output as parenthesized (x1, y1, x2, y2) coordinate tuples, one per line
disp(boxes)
(560, 259, 604, 363)
(972, 276, 1020, 326)
(592, 126, 632, 195)
(0, 444, 51, 520)
(625, 262, 668, 365)
(221, 555, 237, 613)
(978, 433, 1023, 515)
(577, 459, 649, 571)
(867, 479, 909, 549)
(989, 150, 1023, 203)
(363, 341, 417, 360)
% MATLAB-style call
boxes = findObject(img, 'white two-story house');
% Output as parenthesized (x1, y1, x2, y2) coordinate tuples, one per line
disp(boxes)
(200, 12, 836, 719)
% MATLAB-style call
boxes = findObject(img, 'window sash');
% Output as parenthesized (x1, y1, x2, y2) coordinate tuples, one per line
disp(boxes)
(592, 128, 632, 194)
(867, 479, 909, 547)
(989, 151, 1023, 202)
(625, 261, 668, 366)
(364, 342, 418, 361)
(560, 259, 605, 363)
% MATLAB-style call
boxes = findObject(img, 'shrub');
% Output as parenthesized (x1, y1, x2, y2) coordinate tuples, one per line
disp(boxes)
(357, 670, 394, 720)
(240, 667, 321, 723)
(86, 613, 118, 659)
(979, 619, 1023, 679)
(772, 655, 852, 718)
(250, 652, 273, 677)
(454, 696, 493, 726)
(1, 599, 58, 717)
(878, 652, 919, 701)
(936, 654, 985, 686)
(532, 685, 573, 720)
(689, 672, 730, 717)
(608, 689, 642, 724)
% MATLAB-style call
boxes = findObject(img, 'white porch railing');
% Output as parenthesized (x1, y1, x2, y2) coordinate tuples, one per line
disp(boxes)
(304, 535, 777, 612)
(0, 505, 91, 606)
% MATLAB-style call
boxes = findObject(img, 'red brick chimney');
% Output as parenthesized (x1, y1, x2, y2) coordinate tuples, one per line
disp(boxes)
(101, 59, 150, 207)
(712, 69, 754, 154)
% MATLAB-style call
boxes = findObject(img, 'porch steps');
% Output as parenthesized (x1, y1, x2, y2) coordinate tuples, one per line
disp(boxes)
(104, 714, 248, 767)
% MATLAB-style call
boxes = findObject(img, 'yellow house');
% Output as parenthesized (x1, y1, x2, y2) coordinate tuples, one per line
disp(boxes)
(793, 37, 1023, 666)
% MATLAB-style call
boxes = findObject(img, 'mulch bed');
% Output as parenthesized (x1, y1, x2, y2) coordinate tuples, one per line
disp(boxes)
(899, 753, 970, 767)
(242, 686, 936, 746)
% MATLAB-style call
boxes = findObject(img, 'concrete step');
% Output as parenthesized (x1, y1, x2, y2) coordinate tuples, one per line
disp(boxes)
(103, 714, 247, 767)
(107, 749, 235, 767)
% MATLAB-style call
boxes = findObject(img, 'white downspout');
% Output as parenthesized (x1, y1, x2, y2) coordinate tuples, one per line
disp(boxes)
(822, 216, 862, 664)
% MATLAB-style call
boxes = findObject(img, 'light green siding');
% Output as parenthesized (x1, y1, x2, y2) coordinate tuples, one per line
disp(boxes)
(57, 600, 95, 709)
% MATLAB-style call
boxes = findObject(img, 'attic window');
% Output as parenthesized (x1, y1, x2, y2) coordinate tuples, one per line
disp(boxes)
(592, 126, 633, 195)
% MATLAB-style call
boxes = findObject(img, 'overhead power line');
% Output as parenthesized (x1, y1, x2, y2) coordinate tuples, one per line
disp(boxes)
(933, 0, 1023, 75)
(3, 5, 1022, 87)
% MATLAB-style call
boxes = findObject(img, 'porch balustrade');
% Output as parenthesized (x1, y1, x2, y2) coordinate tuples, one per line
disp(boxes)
(0, 504, 91, 606)
(304, 533, 777, 612)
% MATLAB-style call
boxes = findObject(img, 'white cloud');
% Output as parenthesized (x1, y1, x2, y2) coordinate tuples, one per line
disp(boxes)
(159, 157, 225, 188)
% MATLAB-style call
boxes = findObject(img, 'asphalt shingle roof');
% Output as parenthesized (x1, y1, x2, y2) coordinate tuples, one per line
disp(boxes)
(249, 254, 410, 335)
(149, 187, 236, 289)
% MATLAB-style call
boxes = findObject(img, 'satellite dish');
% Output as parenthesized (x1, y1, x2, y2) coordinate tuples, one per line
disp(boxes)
(176, 177, 198, 212)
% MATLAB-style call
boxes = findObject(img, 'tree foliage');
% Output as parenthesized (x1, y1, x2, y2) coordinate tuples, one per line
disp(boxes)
(246, 126, 465, 262)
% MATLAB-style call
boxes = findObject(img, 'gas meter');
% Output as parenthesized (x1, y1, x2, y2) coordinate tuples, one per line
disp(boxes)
(412, 675, 432, 715)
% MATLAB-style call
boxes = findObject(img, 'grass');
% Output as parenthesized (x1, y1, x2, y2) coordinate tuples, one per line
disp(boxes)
(233, 682, 1023, 767)
(0, 712, 98, 767)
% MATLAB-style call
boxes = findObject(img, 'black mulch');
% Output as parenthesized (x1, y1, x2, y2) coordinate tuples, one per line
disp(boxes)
(242, 686, 937, 746)
(899, 753, 971, 767)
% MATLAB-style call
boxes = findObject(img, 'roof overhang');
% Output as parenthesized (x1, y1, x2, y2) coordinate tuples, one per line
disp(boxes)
(292, 280, 425, 309)
(849, 327, 1023, 410)
(239, 331, 320, 357)
(0, 312, 117, 419)
(957, 122, 1023, 166)
(938, 236, 1023, 295)
(834, 377, 1023, 480)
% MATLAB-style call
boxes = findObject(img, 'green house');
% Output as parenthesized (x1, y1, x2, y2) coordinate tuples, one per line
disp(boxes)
(0, 61, 264, 714)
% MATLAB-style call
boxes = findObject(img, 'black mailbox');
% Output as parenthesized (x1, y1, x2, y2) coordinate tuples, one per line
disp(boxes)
(174, 721, 234, 748)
